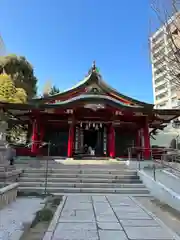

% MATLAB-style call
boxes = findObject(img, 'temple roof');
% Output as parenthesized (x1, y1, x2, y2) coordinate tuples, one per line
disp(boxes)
(30, 61, 154, 108)
(1, 62, 180, 130)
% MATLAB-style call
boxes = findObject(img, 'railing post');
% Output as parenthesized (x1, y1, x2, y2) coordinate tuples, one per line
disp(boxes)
(44, 142, 50, 196)
(153, 158, 156, 181)
(138, 148, 141, 170)
(128, 147, 131, 162)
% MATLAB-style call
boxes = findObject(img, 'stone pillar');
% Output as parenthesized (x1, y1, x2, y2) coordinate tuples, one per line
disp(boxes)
(0, 121, 8, 165)
(0, 118, 21, 178)
(0, 121, 17, 175)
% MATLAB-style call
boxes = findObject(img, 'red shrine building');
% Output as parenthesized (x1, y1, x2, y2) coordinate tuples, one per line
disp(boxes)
(1, 62, 180, 159)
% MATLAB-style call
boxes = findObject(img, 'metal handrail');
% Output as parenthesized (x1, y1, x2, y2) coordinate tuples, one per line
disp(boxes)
(129, 147, 180, 180)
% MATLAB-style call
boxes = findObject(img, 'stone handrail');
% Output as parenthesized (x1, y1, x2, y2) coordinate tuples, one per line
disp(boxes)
(0, 183, 19, 209)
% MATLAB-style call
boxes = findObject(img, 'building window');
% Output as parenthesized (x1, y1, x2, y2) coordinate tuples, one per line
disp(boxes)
(155, 92, 168, 100)
(154, 74, 166, 85)
(152, 39, 164, 52)
(154, 65, 166, 76)
(155, 83, 166, 92)
(172, 97, 177, 103)
(159, 103, 166, 108)
(152, 31, 164, 43)
(153, 48, 165, 60)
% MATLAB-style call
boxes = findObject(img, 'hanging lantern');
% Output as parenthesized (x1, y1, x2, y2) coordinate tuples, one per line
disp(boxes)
(85, 124, 89, 130)
(100, 123, 102, 128)
(89, 122, 91, 127)
(93, 123, 95, 128)
(95, 124, 99, 130)
(80, 122, 82, 128)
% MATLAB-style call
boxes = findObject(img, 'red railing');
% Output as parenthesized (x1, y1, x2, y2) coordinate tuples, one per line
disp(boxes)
(13, 141, 50, 156)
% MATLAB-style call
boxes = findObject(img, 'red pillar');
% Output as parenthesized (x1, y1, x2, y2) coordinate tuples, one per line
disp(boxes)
(109, 124, 115, 158)
(39, 123, 44, 155)
(67, 122, 74, 158)
(31, 119, 39, 156)
(143, 118, 151, 160)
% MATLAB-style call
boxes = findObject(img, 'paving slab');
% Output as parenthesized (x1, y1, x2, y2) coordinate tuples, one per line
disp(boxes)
(120, 219, 159, 227)
(55, 222, 97, 230)
(92, 195, 107, 202)
(124, 226, 175, 239)
(99, 230, 128, 240)
(59, 209, 95, 222)
(53, 229, 98, 240)
(97, 221, 122, 230)
(116, 212, 153, 220)
(112, 206, 145, 213)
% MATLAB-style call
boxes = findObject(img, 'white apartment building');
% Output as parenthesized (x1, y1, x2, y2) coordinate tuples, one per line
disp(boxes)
(150, 13, 180, 109)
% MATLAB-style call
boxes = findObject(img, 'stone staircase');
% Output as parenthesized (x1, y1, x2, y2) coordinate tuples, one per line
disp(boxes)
(18, 162, 149, 195)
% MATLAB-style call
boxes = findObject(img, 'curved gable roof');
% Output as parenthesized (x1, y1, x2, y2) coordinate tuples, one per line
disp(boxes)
(31, 62, 153, 108)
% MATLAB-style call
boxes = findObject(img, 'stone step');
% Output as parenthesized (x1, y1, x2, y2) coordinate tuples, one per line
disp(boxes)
(23, 168, 135, 175)
(53, 192, 151, 196)
(22, 173, 139, 179)
(19, 177, 142, 183)
(16, 163, 127, 169)
(18, 186, 149, 194)
(19, 181, 146, 188)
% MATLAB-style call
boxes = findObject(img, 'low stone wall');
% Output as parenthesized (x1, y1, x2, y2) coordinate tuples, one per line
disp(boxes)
(138, 170, 180, 212)
(126, 160, 155, 169)
(0, 183, 19, 209)
(43, 196, 66, 240)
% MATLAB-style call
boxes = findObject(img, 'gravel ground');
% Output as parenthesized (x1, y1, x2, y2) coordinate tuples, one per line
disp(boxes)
(0, 197, 45, 240)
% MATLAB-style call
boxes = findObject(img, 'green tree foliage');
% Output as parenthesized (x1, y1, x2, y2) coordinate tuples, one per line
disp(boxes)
(0, 74, 28, 143)
(49, 85, 60, 95)
(42, 81, 60, 96)
(0, 54, 37, 99)
(0, 74, 27, 103)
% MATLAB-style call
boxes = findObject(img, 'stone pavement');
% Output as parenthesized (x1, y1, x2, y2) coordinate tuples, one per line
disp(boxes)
(51, 195, 179, 240)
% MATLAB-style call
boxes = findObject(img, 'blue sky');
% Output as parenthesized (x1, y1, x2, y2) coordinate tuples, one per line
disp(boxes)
(0, 0, 154, 102)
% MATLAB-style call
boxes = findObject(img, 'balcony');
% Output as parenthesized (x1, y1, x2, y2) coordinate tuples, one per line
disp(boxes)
(154, 78, 166, 87)
(155, 88, 168, 96)
(155, 93, 168, 104)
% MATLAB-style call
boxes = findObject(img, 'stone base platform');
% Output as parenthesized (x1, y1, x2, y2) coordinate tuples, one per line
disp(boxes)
(0, 164, 22, 182)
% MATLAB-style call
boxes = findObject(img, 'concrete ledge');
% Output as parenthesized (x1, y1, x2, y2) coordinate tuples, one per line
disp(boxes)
(163, 169, 180, 179)
(138, 170, 180, 212)
(42, 196, 67, 240)
(0, 182, 19, 193)
(131, 197, 180, 240)
(0, 183, 19, 208)
(126, 160, 163, 170)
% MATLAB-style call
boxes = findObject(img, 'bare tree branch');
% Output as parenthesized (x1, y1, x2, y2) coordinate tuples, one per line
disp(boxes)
(150, 0, 180, 98)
